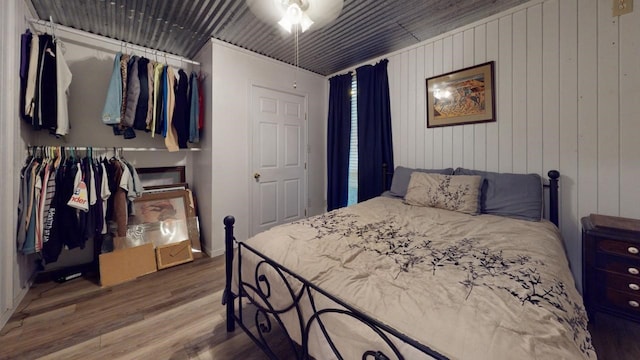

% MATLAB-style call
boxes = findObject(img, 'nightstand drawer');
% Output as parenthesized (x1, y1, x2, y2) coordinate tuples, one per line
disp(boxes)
(596, 257, 640, 278)
(604, 288, 640, 315)
(582, 214, 640, 323)
(598, 238, 640, 259)
(604, 272, 640, 294)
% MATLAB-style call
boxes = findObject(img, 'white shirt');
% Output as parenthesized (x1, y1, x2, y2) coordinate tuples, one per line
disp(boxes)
(55, 41, 72, 136)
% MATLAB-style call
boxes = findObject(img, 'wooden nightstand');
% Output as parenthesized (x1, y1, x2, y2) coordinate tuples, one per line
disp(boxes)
(582, 214, 640, 323)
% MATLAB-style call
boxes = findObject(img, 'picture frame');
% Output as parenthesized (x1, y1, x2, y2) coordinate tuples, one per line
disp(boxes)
(128, 189, 197, 248)
(426, 61, 495, 128)
(137, 166, 186, 188)
(142, 182, 189, 194)
(155, 239, 194, 269)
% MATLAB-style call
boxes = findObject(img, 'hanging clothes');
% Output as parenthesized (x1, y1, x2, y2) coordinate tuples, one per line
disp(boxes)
(133, 57, 150, 130)
(98, 50, 203, 149)
(19, 29, 32, 122)
(198, 73, 205, 132)
(99, 160, 111, 234)
(188, 71, 199, 143)
(102, 52, 122, 125)
(36, 33, 57, 132)
(173, 69, 190, 149)
(41, 156, 58, 247)
(145, 60, 155, 130)
(163, 67, 179, 152)
(119, 54, 130, 121)
(152, 63, 165, 136)
(16, 155, 33, 252)
(109, 158, 128, 237)
(17, 147, 142, 264)
(55, 41, 72, 137)
(19, 28, 72, 137)
(24, 35, 40, 124)
(35, 158, 51, 252)
(123, 55, 140, 128)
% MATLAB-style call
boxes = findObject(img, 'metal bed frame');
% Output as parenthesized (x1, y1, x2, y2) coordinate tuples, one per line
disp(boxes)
(222, 170, 560, 359)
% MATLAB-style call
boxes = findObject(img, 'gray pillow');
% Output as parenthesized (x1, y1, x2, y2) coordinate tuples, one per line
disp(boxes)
(453, 168, 543, 221)
(389, 166, 454, 197)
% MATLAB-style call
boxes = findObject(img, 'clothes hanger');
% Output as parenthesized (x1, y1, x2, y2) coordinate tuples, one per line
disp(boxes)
(53, 146, 62, 168)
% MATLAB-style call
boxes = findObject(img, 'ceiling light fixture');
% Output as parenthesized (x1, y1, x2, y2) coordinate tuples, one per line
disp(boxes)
(246, 0, 344, 88)
(277, 1, 314, 33)
(247, 0, 343, 34)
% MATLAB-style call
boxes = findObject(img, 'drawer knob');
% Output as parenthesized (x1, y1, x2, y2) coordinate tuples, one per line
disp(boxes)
(629, 300, 640, 308)
(629, 267, 640, 275)
(630, 283, 640, 291)
(629, 247, 639, 255)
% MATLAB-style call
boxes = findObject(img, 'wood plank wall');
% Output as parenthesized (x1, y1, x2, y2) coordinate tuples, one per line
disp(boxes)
(386, 0, 640, 292)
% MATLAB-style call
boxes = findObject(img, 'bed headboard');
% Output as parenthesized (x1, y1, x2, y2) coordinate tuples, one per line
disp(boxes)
(381, 164, 560, 227)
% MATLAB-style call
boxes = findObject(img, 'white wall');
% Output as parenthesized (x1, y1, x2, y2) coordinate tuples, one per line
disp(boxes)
(0, 0, 36, 331)
(382, 0, 640, 292)
(207, 40, 327, 256)
(192, 40, 214, 255)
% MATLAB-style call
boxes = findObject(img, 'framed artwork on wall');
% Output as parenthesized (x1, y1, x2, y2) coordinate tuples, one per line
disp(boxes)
(426, 61, 495, 128)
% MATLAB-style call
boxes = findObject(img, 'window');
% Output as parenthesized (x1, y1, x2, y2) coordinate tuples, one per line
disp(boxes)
(347, 75, 358, 206)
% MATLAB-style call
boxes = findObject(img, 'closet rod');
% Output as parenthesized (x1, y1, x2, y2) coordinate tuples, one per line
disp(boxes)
(120, 147, 201, 152)
(27, 18, 200, 66)
(28, 146, 201, 152)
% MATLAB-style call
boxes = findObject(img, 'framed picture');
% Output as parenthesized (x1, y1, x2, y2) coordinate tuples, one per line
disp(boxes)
(155, 240, 194, 269)
(142, 182, 189, 194)
(137, 166, 186, 188)
(426, 61, 495, 128)
(128, 189, 196, 248)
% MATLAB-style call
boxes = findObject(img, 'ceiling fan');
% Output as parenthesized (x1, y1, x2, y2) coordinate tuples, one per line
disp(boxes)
(246, 0, 344, 33)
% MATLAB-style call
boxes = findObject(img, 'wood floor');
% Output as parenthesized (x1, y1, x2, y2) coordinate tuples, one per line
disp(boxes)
(1, 255, 639, 360)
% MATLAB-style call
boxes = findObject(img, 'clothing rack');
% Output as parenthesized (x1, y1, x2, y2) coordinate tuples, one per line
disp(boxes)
(27, 146, 201, 154)
(21, 144, 155, 282)
(27, 18, 200, 66)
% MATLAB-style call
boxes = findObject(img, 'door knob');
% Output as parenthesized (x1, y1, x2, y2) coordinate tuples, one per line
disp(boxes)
(254, 172, 261, 180)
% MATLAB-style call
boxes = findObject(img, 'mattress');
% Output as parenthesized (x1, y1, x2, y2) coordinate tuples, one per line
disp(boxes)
(235, 196, 595, 359)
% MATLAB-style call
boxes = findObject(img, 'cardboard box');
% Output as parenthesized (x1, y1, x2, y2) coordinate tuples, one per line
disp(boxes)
(99, 242, 157, 287)
(156, 239, 193, 269)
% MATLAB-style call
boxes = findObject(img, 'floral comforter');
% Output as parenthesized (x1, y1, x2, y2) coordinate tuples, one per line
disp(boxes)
(240, 196, 595, 359)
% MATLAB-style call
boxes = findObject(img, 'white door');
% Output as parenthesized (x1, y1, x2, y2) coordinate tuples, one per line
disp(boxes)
(250, 86, 307, 236)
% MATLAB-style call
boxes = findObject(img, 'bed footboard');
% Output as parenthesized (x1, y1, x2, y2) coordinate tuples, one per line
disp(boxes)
(222, 216, 236, 332)
(222, 216, 447, 360)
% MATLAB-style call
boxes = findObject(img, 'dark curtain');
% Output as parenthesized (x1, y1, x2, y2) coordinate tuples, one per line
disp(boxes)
(326, 73, 353, 211)
(356, 59, 394, 202)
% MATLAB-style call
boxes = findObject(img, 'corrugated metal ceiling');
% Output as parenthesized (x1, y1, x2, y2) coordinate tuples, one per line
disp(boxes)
(29, 0, 529, 76)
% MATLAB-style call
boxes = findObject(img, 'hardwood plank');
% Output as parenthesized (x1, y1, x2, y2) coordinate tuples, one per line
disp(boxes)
(588, 313, 640, 360)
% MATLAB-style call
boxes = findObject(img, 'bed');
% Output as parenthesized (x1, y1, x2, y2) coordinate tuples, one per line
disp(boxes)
(222, 168, 595, 359)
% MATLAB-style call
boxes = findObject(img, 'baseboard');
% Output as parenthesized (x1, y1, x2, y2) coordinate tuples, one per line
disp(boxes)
(0, 283, 30, 331)
(208, 247, 224, 258)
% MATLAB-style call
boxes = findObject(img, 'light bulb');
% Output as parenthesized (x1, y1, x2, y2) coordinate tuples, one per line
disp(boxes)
(287, 3, 302, 24)
(278, 2, 314, 33)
